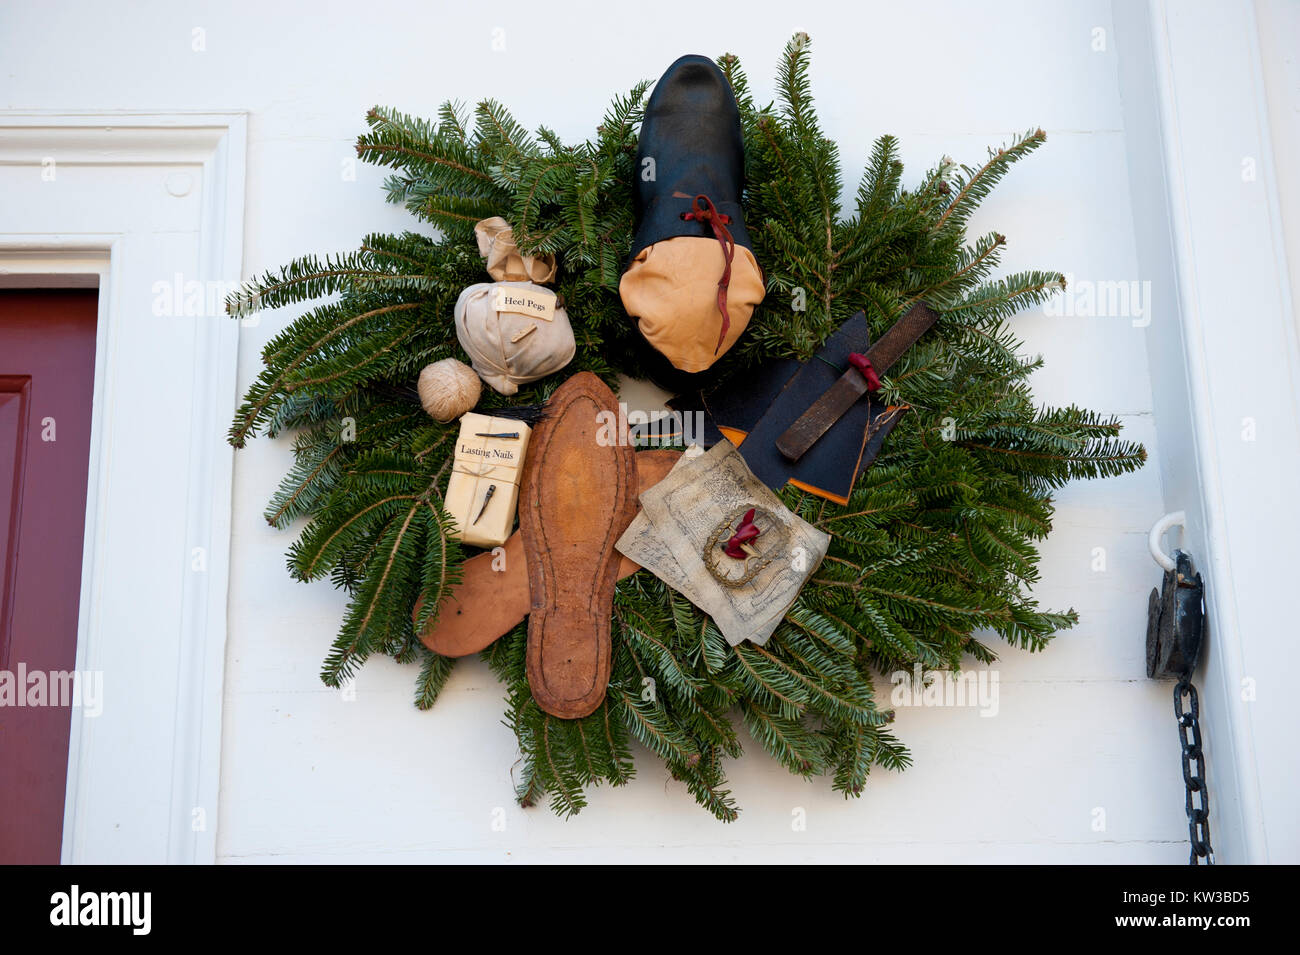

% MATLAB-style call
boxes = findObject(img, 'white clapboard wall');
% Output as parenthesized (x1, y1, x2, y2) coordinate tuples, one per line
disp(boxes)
(10, 0, 1282, 862)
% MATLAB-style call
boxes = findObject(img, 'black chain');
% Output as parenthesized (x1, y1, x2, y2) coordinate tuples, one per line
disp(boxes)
(1174, 677, 1213, 864)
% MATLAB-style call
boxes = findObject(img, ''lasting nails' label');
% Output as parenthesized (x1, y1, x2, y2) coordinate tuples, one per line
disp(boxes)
(494, 286, 556, 322)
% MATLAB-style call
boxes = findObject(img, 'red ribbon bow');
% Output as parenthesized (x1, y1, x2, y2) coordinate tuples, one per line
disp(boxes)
(723, 508, 761, 560)
(682, 194, 736, 354)
(848, 352, 881, 392)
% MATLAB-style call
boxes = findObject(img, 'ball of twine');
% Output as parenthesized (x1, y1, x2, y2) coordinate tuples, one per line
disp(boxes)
(417, 358, 482, 422)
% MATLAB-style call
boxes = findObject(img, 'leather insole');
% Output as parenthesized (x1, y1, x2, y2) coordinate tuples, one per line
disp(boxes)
(519, 373, 638, 718)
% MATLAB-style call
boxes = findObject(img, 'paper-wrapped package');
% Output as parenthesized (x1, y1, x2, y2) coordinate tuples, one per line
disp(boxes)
(444, 412, 532, 548)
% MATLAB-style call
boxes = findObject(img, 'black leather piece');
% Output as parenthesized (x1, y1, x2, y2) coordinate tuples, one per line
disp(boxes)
(735, 314, 879, 497)
(775, 301, 939, 462)
(668, 355, 800, 446)
(669, 312, 907, 501)
(628, 54, 752, 265)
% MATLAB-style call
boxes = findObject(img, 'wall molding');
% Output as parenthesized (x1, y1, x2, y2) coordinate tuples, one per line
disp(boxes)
(0, 111, 246, 863)
(1115, 1, 1299, 862)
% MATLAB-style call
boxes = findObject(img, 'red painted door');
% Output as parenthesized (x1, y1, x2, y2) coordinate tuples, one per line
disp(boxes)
(0, 289, 97, 864)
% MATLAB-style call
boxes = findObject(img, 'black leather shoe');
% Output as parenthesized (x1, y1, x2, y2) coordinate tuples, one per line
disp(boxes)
(628, 54, 752, 263)
(625, 54, 754, 394)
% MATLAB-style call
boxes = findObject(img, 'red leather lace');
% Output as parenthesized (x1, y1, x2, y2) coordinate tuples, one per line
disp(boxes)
(682, 194, 735, 353)
(723, 508, 761, 560)
(848, 352, 882, 392)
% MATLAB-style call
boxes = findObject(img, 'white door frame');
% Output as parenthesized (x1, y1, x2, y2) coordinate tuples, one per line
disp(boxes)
(1114, 0, 1299, 862)
(0, 112, 246, 863)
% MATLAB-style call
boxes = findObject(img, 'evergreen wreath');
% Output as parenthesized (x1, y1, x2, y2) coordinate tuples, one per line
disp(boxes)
(227, 35, 1145, 820)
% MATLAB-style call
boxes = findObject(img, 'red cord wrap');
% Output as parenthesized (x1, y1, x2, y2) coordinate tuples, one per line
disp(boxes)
(723, 508, 761, 560)
(847, 352, 882, 392)
(682, 194, 735, 353)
